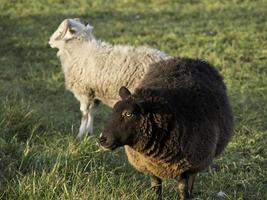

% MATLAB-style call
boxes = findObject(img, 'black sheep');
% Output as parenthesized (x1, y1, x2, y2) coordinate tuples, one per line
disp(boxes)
(98, 57, 234, 199)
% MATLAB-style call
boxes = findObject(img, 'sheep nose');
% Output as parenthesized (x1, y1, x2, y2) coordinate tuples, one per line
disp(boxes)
(99, 133, 107, 144)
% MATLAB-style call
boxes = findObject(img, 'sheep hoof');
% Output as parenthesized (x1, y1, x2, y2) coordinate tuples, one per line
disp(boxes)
(77, 132, 88, 139)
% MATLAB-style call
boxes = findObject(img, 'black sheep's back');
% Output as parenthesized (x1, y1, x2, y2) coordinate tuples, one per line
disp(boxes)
(137, 57, 234, 157)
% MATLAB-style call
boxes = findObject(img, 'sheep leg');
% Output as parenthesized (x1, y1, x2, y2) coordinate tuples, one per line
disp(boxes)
(178, 172, 189, 200)
(86, 109, 94, 135)
(151, 175, 162, 200)
(85, 99, 100, 135)
(77, 102, 90, 138)
(188, 173, 197, 198)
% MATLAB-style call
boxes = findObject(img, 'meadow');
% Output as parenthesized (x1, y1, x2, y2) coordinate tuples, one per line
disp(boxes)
(0, 0, 266, 199)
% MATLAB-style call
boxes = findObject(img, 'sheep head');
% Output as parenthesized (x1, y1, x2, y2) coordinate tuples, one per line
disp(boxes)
(98, 87, 141, 150)
(49, 18, 94, 49)
(99, 86, 171, 151)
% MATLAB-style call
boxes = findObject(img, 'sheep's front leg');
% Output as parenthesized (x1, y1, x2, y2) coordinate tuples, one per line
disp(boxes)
(151, 175, 162, 200)
(178, 172, 196, 200)
(84, 99, 100, 136)
(77, 99, 100, 138)
(188, 173, 197, 198)
(178, 175, 188, 200)
(77, 102, 90, 138)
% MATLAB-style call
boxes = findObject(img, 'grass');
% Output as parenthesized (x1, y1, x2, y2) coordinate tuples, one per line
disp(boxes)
(0, 0, 266, 199)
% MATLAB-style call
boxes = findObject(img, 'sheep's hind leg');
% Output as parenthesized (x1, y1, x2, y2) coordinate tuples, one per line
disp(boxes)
(85, 99, 100, 136)
(151, 175, 162, 200)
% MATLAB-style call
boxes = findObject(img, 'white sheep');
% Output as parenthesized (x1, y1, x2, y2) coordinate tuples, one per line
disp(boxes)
(49, 18, 172, 138)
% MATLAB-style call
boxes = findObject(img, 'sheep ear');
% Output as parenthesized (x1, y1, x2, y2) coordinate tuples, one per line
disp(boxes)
(86, 24, 93, 30)
(86, 22, 94, 30)
(119, 86, 131, 99)
(74, 18, 91, 27)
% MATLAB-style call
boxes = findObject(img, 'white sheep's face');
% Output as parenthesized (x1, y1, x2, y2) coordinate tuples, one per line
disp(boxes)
(49, 18, 94, 49)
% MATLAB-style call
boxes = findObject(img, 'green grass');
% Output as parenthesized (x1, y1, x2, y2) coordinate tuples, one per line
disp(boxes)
(0, 0, 266, 199)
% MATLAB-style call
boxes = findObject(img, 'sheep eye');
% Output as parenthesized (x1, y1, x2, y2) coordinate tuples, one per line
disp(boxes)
(126, 112, 132, 117)
(69, 28, 76, 34)
(122, 111, 132, 117)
